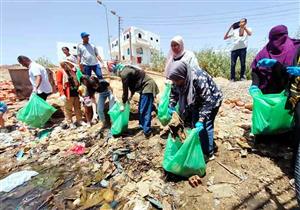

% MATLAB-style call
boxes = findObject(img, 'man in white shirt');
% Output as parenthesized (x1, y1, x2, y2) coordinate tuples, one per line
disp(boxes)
(17, 55, 53, 100)
(224, 18, 252, 81)
(62, 47, 77, 64)
(77, 32, 104, 79)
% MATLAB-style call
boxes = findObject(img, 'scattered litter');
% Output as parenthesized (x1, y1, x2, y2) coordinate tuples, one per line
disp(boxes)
(0, 170, 39, 192)
(69, 143, 86, 155)
(145, 195, 163, 210)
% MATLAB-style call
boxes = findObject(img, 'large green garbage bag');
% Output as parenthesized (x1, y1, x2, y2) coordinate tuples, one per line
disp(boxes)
(16, 93, 57, 128)
(163, 129, 206, 177)
(76, 68, 83, 82)
(251, 90, 294, 135)
(158, 83, 175, 126)
(108, 102, 130, 135)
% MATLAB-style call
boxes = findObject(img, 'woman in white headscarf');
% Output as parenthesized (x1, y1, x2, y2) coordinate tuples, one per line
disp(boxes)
(164, 36, 200, 77)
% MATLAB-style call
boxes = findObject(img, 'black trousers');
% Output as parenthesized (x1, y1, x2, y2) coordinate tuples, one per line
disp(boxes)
(37, 92, 50, 100)
(230, 48, 247, 80)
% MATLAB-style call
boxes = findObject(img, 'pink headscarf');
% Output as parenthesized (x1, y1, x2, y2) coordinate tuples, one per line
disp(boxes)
(164, 36, 186, 76)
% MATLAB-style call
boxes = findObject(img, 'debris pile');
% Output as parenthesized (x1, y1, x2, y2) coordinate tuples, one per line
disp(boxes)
(0, 73, 298, 209)
(0, 81, 17, 105)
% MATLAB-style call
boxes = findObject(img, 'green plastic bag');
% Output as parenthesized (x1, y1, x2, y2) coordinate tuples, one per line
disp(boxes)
(157, 83, 179, 126)
(17, 93, 57, 128)
(251, 90, 294, 135)
(158, 83, 172, 126)
(76, 68, 83, 82)
(108, 102, 130, 135)
(163, 129, 206, 177)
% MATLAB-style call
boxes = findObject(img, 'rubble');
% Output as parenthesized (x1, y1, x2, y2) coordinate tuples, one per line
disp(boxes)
(0, 81, 17, 105)
(0, 71, 298, 209)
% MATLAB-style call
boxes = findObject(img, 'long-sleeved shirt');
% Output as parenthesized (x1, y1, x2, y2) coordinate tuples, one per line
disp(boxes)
(251, 47, 300, 94)
(165, 50, 199, 77)
(119, 66, 159, 103)
(251, 62, 289, 94)
(56, 68, 79, 99)
(170, 69, 223, 122)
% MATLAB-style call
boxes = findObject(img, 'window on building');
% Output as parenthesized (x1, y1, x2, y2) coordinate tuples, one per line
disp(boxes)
(126, 34, 130, 39)
(136, 47, 143, 55)
(127, 48, 130, 55)
(150, 37, 153, 41)
(122, 56, 125, 60)
(138, 33, 142, 39)
(156, 39, 159, 43)
(73, 46, 77, 49)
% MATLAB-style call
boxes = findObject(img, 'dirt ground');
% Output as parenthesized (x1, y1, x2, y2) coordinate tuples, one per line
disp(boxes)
(0, 66, 298, 210)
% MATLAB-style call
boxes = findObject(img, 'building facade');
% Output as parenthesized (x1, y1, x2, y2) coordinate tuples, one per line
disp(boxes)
(110, 27, 160, 65)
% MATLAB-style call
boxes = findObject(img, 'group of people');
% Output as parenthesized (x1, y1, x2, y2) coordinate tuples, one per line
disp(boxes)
(9, 19, 300, 198)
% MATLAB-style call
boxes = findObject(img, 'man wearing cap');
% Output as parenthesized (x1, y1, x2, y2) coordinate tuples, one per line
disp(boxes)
(77, 32, 104, 79)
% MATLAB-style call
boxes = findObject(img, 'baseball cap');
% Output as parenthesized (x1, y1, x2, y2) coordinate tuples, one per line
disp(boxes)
(81, 32, 90, 38)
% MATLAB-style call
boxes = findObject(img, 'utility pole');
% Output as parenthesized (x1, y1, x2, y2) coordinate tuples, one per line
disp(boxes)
(96, 0, 112, 59)
(118, 16, 121, 61)
(111, 10, 121, 61)
(129, 30, 133, 64)
(104, 6, 112, 59)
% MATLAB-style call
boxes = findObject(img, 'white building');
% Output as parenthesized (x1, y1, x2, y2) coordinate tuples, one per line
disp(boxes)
(56, 42, 104, 63)
(110, 26, 160, 65)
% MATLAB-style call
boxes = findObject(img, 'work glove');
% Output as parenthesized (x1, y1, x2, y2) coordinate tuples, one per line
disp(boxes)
(287, 66, 300, 77)
(256, 58, 277, 68)
(248, 85, 259, 92)
(120, 104, 125, 112)
(195, 122, 204, 133)
(168, 106, 176, 118)
(248, 85, 261, 96)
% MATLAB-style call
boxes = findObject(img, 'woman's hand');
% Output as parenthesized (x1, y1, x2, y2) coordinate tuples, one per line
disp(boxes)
(287, 66, 300, 76)
(188, 175, 202, 188)
(257, 58, 277, 68)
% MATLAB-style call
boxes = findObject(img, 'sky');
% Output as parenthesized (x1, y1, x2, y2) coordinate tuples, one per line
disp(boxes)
(1, 0, 300, 65)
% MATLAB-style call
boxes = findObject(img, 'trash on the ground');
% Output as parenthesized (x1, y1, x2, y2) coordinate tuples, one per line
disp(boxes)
(37, 128, 53, 140)
(145, 195, 163, 209)
(240, 149, 248, 158)
(0, 170, 39, 192)
(69, 143, 86, 155)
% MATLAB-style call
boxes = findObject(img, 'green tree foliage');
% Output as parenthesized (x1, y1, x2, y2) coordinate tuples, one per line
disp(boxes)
(35, 57, 56, 68)
(195, 48, 257, 79)
(149, 48, 257, 80)
(150, 51, 166, 72)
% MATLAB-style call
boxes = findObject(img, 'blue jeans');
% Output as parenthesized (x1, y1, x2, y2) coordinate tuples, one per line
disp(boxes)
(192, 106, 220, 155)
(83, 64, 103, 79)
(230, 48, 247, 80)
(139, 93, 154, 135)
(97, 91, 115, 122)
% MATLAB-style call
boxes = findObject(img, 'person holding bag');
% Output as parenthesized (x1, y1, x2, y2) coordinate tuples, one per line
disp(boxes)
(107, 61, 159, 138)
(57, 60, 83, 128)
